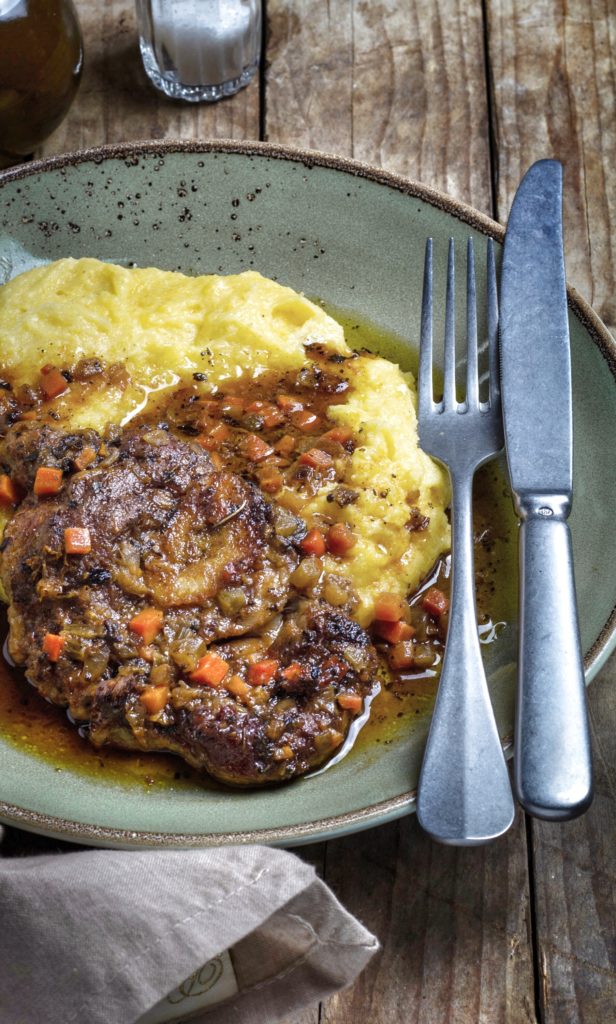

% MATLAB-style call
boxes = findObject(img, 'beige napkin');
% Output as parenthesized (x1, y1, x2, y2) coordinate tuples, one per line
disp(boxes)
(0, 840, 378, 1024)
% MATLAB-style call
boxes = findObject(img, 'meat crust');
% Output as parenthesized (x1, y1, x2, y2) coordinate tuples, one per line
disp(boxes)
(0, 422, 378, 784)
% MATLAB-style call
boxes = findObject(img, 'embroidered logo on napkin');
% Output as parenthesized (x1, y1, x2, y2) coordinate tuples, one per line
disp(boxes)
(136, 949, 239, 1023)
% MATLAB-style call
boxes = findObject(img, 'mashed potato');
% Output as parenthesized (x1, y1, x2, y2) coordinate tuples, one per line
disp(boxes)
(0, 258, 450, 621)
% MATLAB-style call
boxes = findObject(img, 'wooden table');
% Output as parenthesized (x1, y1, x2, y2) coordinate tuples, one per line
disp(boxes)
(5, 2, 616, 1021)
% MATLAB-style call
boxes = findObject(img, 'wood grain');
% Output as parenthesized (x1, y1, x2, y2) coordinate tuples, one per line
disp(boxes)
(265, 0, 493, 210)
(488, 3, 616, 1018)
(530, 653, 616, 1023)
(38, 0, 259, 157)
(318, 812, 536, 1024)
(487, 0, 616, 330)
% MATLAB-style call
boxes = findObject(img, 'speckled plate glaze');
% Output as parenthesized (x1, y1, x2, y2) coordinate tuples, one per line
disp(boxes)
(0, 141, 614, 849)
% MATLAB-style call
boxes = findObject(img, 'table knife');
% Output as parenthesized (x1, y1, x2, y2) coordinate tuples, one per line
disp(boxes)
(499, 159, 593, 820)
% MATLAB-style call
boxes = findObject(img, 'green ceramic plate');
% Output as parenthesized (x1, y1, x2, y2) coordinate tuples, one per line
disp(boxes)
(0, 141, 614, 848)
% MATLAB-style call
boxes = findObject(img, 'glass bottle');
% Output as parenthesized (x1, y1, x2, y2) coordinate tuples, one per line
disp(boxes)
(135, 0, 261, 103)
(0, 0, 83, 166)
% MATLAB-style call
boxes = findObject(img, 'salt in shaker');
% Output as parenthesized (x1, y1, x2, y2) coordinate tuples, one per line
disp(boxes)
(135, 0, 261, 102)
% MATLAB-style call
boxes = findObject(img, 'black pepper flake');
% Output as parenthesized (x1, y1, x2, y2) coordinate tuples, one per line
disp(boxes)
(193, 372, 208, 382)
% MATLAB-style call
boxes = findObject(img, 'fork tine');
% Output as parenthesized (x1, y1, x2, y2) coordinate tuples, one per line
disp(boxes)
(487, 237, 500, 407)
(418, 238, 433, 419)
(465, 238, 479, 409)
(443, 238, 456, 410)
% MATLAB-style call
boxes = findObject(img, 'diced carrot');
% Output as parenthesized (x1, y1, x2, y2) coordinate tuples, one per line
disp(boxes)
(64, 527, 91, 554)
(248, 400, 269, 412)
(42, 632, 64, 662)
(196, 436, 214, 451)
(292, 409, 320, 431)
(277, 394, 303, 413)
(40, 366, 68, 400)
(337, 693, 363, 712)
(298, 448, 334, 469)
(198, 422, 230, 449)
(221, 396, 244, 417)
(263, 407, 286, 428)
(387, 641, 416, 670)
(258, 469, 284, 494)
(0, 474, 21, 507)
(190, 652, 230, 687)
(199, 398, 223, 417)
(74, 446, 97, 471)
(281, 661, 303, 683)
(247, 658, 279, 686)
(373, 620, 415, 644)
(243, 395, 284, 419)
(322, 426, 353, 444)
(140, 685, 170, 715)
(243, 434, 274, 462)
(129, 607, 164, 645)
(300, 527, 326, 556)
(209, 422, 229, 443)
(373, 593, 406, 623)
(225, 674, 251, 701)
(326, 522, 357, 556)
(33, 466, 63, 497)
(245, 400, 284, 423)
(422, 587, 450, 617)
(275, 434, 296, 456)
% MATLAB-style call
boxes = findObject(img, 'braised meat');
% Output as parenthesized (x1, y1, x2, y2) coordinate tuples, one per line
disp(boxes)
(90, 600, 377, 785)
(0, 421, 377, 784)
(1, 423, 297, 701)
(1, 422, 104, 492)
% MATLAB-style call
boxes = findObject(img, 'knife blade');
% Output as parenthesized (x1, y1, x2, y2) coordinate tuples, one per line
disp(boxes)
(500, 159, 593, 820)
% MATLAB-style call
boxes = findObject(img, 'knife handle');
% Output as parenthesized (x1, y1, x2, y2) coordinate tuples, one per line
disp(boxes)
(515, 496, 593, 820)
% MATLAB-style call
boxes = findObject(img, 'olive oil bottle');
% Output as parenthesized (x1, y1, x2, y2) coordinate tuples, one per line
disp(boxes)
(0, 0, 83, 166)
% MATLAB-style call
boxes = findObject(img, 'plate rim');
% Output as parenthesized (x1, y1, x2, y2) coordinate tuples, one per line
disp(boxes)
(0, 138, 614, 848)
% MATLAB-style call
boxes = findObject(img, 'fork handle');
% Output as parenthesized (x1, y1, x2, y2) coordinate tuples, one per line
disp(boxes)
(514, 499, 593, 819)
(417, 471, 515, 845)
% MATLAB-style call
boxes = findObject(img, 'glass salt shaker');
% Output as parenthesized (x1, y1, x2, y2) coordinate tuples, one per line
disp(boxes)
(135, 0, 261, 103)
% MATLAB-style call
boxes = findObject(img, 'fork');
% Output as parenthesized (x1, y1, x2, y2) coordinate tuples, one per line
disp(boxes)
(415, 237, 515, 845)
